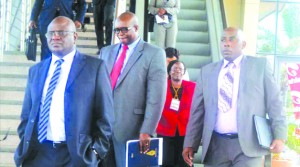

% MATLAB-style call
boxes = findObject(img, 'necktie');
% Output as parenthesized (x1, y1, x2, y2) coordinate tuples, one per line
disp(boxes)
(219, 62, 234, 113)
(38, 59, 64, 143)
(110, 45, 128, 89)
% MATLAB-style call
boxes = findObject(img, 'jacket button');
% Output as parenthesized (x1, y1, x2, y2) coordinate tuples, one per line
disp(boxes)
(26, 141, 29, 144)
(31, 119, 34, 123)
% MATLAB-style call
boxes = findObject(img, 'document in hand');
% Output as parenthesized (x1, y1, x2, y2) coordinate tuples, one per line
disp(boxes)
(126, 138, 163, 167)
(253, 115, 273, 149)
(155, 15, 169, 24)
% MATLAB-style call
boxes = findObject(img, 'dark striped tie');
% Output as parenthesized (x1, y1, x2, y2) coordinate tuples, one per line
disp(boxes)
(219, 62, 234, 113)
(38, 59, 64, 143)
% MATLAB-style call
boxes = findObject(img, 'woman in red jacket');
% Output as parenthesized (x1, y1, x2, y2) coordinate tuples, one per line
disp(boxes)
(156, 60, 196, 167)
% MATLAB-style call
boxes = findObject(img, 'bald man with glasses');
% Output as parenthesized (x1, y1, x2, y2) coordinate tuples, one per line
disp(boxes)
(14, 16, 114, 167)
(99, 11, 167, 167)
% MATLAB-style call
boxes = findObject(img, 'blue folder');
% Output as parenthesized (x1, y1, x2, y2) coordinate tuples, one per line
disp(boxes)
(126, 138, 163, 167)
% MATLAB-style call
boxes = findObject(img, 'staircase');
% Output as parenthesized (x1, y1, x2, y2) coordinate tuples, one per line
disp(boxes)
(150, 0, 213, 82)
(176, 0, 212, 82)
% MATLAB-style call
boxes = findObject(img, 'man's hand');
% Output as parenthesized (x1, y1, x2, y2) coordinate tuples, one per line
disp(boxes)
(28, 21, 37, 30)
(182, 147, 194, 167)
(139, 133, 151, 154)
(74, 20, 82, 29)
(270, 139, 285, 153)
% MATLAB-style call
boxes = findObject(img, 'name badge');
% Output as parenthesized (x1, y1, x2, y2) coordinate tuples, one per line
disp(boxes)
(170, 98, 180, 111)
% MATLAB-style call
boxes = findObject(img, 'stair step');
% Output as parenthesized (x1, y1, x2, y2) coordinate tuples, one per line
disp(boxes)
(0, 119, 20, 134)
(181, 0, 206, 10)
(0, 152, 15, 167)
(78, 36, 97, 41)
(176, 42, 210, 56)
(77, 39, 97, 46)
(177, 31, 209, 43)
(77, 47, 99, 56)
(0, 77, 27, 88)
(0, 89, 25, 101)
(0, 100, 23, 105)
(2, 54, 38, 63)
(0, 64, 31, 75)
(0, 104, 22, 116)
(77, 31, 97, 38)
(179, 9, 207, 21)
(178, 20, 208, 32)
(0, 131, 19, 149)
(181, 55, 212, 68)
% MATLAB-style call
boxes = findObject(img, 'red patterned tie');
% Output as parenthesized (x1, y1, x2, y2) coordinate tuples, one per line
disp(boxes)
(110, 45, 128, 89)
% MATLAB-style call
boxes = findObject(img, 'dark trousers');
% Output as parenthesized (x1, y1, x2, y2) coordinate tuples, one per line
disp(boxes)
(204, 132, 262, 167)
(157, 133, 189, 167)
(93, 2, 114, 50)
(98, 142, 116, 167)
(22, 141, 72, 167)
(38, 25, 52, 60)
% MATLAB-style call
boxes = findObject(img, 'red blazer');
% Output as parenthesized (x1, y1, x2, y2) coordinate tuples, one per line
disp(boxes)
(156, 79, 196, 137)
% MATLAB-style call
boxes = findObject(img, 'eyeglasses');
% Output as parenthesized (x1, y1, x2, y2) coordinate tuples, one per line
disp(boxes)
(113, 27, 133, 34)
(45, 31, 75, 38)
(171, 67, 184, 72)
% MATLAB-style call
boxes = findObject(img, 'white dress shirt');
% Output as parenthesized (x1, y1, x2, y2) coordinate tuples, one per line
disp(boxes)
(214, 55, 243, 133)
(40, 50, 75, 142)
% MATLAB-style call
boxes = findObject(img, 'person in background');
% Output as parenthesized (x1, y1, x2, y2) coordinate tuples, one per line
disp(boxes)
(93, 0, 116, 54)
(129, 0, 136, 13)
(99, 11, 167, 167)
(28, 0, 86, 60)
(182, 27, 287, 167)
(156, 60, 196, 167)
(148, 0, 180, 48)
(14, 16, 113, 167)
(165, 47, 189, 80)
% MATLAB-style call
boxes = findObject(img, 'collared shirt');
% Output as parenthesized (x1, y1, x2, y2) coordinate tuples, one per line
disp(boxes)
(214, 55, 243, 134)
(40, 49, 75, 142)
(115, 37, 141, 75)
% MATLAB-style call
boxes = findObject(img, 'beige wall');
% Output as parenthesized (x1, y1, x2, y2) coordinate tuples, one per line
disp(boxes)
(223, 0, 260, 56)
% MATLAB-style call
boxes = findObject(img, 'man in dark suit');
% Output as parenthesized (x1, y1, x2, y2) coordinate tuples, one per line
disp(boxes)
(99, 11, 167, 167)
(28, 0, 86, 60)
(183, 27, 287, 167)
(14, 16, 113, 167)
(93, 0, 116, 54)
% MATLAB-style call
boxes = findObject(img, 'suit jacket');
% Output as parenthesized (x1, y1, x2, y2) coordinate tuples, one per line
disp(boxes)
(184, 56, 287, 162)
(99, 40, 167, 143)
(156, 79, 196, 137)
(14, 51, 114, 167)
(30, 0, 86, 26)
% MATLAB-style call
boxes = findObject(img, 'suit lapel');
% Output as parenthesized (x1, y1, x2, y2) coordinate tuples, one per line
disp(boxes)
(66, 51, 86, 89)
(210, 61, 223, 116)
(238, 56, 250, 92)
(36, 58, 51, 103)
(210, 61, 223, 98)
(115, 41, 144, 88)
(107, 44, 121, 73)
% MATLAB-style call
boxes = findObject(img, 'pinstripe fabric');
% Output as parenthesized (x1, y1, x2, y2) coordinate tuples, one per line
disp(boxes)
(38, 59, 64, 143)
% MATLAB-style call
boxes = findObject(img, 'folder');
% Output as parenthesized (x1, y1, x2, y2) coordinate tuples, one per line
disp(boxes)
(253, 115, 273, 149)
(126, 138, 163, 167)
